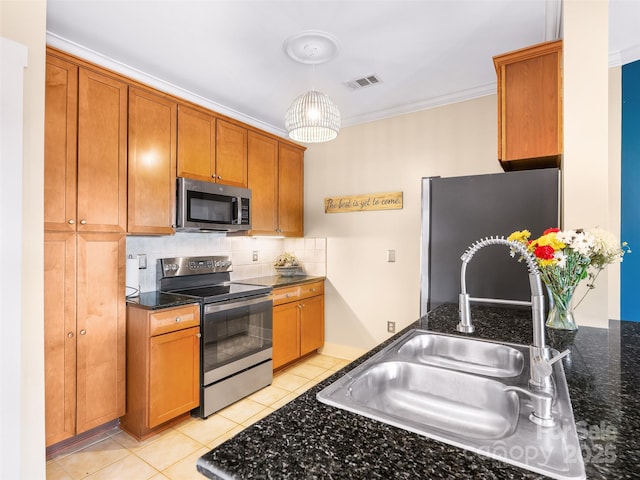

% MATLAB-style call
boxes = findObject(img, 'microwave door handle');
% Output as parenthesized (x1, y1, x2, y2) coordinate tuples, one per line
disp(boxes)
(236, 197, 242, 224)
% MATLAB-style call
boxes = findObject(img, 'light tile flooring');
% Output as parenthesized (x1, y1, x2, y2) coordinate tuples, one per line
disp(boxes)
(46, 353, 350, 480)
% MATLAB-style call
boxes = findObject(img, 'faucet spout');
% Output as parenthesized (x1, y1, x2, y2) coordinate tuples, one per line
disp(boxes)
(456, 236, 551, 386)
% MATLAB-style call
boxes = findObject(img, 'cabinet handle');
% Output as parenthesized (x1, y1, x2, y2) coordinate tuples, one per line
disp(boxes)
(310, 288, 316, 292)
(175, 317, 181, 322)
(68, 219, 75, 225)
(80, 219, 87, 225)
(79, 329, 87, 335)
(196, 333, 202, 338)
(218, 175, 222, 179)
(67, 332, 74, 338)
(285, 293, 290, 298)
(298, 304, 303, 309)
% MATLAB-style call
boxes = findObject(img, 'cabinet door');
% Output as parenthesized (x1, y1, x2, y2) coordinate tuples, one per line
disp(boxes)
(149, 327, 200, 428)
(128, 88, 177, 234)
(278, 143, 304, 237)
(248, 132, 278, 234)
(44, 232, 77, 446)
(300, 295, 325, 356)
(77, 68, 128, 232)
(44, 55, 78, 232)
(495, 40, 562, 169)
(177, 104, 216, 182)
(216, 119, 248, 187)
(75, 233, 126, 434)
(273, 302, 301, 369)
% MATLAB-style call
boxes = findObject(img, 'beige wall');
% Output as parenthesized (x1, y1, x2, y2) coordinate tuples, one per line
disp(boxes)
(306, 69, 623, 356)
(1, 0, 47, 478)
(305, 95, 501, 358)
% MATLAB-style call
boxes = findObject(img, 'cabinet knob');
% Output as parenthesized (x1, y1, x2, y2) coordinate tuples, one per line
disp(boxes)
(310, 288, 316, 292)
(68, 219, 75, 225)
(217, 175, 222, 180)
(67, 332, 74, 338)
(196, 333, 202, 338)
(298, 304, 303, 309)
(175, 317, 181, 322)
(285, 293, 290, 298)
(79, 329, 87, 335)
(80, 219, 87, 225)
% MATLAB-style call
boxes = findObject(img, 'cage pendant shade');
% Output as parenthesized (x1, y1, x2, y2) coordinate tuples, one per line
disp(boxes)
(285, 90, 340, 143)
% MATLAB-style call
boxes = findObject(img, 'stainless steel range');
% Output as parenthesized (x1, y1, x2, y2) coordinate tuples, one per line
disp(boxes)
(157, 256, 273, 418)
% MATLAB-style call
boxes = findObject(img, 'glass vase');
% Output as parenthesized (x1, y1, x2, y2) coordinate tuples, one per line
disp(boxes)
(545, 285, 578, 331)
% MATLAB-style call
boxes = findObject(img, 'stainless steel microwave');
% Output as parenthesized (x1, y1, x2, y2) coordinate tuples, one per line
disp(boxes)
(176, 177, 251, 232)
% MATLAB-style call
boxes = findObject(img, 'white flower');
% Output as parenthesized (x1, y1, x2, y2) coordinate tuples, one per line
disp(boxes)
(588, 227, 622, 260)
(570, 231, 596, 256)
(554, 251, 567, 268)
(556, 229, 577, 244)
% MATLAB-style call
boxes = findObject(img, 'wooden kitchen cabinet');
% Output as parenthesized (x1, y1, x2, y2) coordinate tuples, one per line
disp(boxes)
(44, 231, 126, 446)
(128, 87, 177, 234)
(494, 40, 563, 171)
(177, 104, 248, 187)
(122, 304, 200, 440)
(272, 280, 324, 370)
(44, 53, 128, 232)
(248, 134, 305, 236)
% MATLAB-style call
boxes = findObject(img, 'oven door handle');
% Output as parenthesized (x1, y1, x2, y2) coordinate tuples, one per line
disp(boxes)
(204, 294, 273, 314)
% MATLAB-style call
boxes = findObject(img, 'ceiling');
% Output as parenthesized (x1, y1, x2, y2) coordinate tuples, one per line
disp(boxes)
(46, 0, 640, 139)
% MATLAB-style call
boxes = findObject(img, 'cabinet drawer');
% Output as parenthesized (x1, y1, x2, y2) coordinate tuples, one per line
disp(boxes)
(299, 281, 324, 299)
(149, 304, 200, 336)
(273, 285, 301, 305)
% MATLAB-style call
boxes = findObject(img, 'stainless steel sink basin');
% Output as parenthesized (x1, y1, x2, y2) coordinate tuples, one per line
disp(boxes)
(317, 329, 585, 480)
(348, 361, 519, 440)
(396, 332, 524, 377)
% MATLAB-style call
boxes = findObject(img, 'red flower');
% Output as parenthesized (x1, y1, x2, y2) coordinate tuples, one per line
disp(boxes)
(543, 227, 560, 235)
(534, 245, 556, 260)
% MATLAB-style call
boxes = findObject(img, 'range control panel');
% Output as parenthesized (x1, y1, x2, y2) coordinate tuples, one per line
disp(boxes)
(159, 256, 233, 277)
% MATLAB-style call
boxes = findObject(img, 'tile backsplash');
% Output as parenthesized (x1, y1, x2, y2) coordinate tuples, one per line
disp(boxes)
(126, 233, 326, 292)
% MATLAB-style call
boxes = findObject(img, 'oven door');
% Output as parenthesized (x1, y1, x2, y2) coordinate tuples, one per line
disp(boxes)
(201, 294, 273, 386)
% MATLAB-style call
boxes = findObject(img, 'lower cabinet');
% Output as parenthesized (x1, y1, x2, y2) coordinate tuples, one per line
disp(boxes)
(121, 303, 200, 440)
(272, 280, 325, 370)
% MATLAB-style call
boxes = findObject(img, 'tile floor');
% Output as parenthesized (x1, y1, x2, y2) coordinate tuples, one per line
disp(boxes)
(46, 353, 351, 480)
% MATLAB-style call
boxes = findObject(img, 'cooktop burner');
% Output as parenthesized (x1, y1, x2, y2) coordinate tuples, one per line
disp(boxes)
(157, 255, 272, 303)
(169, 282, 271, 303)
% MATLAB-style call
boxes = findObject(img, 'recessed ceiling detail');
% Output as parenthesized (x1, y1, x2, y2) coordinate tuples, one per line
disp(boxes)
(345, 74, 383, 90)
(283, 30, 339, 65)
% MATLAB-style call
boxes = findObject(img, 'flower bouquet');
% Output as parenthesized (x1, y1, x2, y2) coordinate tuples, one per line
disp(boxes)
(508, 227, 629, 330)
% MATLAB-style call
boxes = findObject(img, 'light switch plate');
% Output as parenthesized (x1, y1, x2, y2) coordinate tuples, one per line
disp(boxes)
(387, 250, 396, 262)
(138, 254, 147, 269)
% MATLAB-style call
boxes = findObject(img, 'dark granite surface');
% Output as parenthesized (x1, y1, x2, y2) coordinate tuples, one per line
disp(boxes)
(236, 275, 325, 288)
(126, 291, 198, 310)
(197, 303, 640, 479)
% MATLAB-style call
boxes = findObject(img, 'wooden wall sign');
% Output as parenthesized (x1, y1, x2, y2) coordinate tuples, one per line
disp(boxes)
(324, 191, 403, 213)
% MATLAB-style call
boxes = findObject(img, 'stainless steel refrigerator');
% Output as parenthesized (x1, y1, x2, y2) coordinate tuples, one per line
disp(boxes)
(420, 169, 560, 316)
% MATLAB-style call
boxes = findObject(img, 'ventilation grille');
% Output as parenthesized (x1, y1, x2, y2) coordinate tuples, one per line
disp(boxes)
(345, 74, 382, 90)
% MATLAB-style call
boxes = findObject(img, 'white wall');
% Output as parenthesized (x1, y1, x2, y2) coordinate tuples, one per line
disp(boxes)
(305, 96, 501, 357)
(563, 0, 612, 327)
(0, 1, 47, 478)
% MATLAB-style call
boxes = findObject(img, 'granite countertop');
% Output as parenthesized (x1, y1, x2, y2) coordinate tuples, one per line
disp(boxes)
(197, 303, 640, 479)
(236, 275, 325, 288)
(126, 291, 199, 310)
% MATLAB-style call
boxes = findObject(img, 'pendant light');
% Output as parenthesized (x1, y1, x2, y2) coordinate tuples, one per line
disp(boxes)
(284, 31, 341, 143)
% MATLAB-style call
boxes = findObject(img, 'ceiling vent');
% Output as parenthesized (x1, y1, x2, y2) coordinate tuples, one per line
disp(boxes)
(345, 74, 382, 90)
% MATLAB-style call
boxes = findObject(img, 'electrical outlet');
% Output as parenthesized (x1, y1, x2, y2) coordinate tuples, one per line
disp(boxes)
(138, 254, 147, 269)
(387, 321, 396, 333)
(387, 249, 396, 262)
(252, 250, 259, 262)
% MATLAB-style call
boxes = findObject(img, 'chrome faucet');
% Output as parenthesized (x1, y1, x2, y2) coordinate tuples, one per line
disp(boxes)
(456, 236, 568, 392)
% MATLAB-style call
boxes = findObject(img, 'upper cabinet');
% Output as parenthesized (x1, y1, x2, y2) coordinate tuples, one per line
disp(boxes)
(45, 54, 128, 233)
(248, 133, 304, 237)
(128, 87, 177, 234)
(177, 105, 248, 187)
(493, 40, 563, 171)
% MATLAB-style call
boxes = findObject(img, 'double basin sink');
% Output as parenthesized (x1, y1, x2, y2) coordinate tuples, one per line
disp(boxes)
(317, 329, 585, 479)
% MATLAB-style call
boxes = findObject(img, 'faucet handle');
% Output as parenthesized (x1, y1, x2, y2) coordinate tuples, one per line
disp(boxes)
(532, 348, 570, 378)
